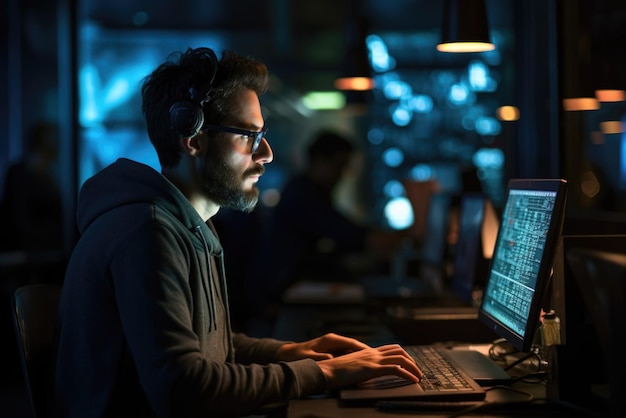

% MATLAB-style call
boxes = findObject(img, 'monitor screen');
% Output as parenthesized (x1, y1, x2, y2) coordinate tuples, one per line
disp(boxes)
(478, 179, 567, 352)
(450, 193, 498, 304)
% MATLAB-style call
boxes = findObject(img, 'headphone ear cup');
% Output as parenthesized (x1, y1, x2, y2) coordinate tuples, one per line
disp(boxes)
(169, 100, 204, 139)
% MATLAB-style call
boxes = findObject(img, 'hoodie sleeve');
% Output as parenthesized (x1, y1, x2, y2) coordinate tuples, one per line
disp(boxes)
(110, 214, 327, 417)
(232, 332, 288, 364)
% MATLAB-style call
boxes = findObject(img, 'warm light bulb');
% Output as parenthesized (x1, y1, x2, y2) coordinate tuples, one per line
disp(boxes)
(496, 106, 520, 121)
(600, 121, 624, 134)
(436, 42, 495, 53)
(562, 97, 600, 111)
(595, 89, 626, 102)
(334, 77, 375, 91)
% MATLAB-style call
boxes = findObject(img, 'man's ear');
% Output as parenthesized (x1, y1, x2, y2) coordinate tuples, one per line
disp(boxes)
(180, 135, 202, 157)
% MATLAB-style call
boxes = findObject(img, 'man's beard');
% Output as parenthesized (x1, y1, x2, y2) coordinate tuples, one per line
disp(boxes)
(199, 153, 261, 213)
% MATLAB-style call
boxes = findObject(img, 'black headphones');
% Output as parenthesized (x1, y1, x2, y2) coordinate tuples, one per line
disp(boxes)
(168, 48, 218, 139)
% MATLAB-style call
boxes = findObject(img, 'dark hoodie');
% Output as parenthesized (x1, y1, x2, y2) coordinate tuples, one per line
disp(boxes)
(50, 158, 326, 418)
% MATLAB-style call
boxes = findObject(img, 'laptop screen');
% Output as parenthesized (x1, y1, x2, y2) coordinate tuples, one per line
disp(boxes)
(479, 179, 567, 352)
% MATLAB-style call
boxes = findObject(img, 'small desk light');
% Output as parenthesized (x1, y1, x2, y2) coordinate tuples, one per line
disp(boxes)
(437, 0, 495, 53)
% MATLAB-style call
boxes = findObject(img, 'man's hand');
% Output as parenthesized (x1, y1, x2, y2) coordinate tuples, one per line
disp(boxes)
(317, 344, 423, 390)
(276, 333, 370, 361)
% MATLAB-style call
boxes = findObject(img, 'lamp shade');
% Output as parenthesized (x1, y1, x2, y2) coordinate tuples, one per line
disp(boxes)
(437, 0, 495, 53)
(335, 15, 374, 91)
(593, 43, 626, 103)
(562, 61, 600, 111)
(561, 4, 600, 112)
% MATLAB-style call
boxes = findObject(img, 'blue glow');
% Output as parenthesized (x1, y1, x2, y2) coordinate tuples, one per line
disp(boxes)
(103, 77, 131, 106)
(436, 71, 456, 85)
(409, 164, 433, 181)
(79, 61, 154, 125)
(376, 72, 401, 92)
(473, 148, 505, 169)
(80, 126, 159, 186)
(384, 197, 414, 230)
(475, 117, 501, 136)
(461, 115, 475, 131)
(366, 34, 396, 72)
(367, 128, 385, 145)
(383, 179, 405, 198)
(383, 147, 404, 167)
(98, 141, 122, 161)
(448, 83, 470, 106)
(390, 104, 412, 126)
(80, 65, 101, 125)
(468, 60, 488, 91)
(407, 94, 433, 113)
(383, 80, 412, 100)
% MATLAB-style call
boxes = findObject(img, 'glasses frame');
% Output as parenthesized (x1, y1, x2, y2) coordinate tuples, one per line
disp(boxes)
(202, 124, 267, 154)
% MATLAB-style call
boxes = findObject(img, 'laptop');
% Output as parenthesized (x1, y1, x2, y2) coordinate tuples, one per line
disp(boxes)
(340, 179, 568, 405)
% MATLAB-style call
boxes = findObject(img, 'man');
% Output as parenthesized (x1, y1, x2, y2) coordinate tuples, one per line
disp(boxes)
(246, 130, 409, 325)
(50, 47, 421, 417)
(252, 131, 369, 304)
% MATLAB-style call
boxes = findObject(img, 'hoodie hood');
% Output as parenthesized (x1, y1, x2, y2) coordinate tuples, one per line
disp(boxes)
(77, 158, 222, 255)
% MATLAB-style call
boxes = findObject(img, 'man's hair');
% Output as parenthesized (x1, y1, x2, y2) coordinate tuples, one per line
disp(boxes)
(141, 47, 269, 168)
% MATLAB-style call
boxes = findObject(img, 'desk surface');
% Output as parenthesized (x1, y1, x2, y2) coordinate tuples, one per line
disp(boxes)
(286, 381, 579, 418)
(285, 344, 599, 417)
(273, 292, 606, 417)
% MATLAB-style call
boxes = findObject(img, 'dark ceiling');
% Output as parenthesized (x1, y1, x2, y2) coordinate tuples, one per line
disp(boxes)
(81, 0, 460, 92)
(25, 0, 626, 106)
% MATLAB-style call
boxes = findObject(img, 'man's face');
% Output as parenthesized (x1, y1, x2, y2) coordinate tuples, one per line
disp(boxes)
(198, 89, 273, 213)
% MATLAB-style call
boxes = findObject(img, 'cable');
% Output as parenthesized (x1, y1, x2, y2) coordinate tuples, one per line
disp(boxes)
(504, 351, 542, 371)
(487, 338, 517, 362)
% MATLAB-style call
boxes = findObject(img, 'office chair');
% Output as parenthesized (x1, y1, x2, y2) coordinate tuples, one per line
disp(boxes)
(11, 283, 62, 418)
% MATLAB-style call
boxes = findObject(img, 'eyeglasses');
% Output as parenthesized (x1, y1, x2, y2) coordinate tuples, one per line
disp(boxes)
(202, 124, 267, 154)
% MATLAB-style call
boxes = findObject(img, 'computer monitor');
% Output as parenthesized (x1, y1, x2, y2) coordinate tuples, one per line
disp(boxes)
(478, 179, 568, 352)
(450, 193, 499, 304)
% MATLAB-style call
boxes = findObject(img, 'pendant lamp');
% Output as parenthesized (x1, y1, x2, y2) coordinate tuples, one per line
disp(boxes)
(437, 0, 495, 53)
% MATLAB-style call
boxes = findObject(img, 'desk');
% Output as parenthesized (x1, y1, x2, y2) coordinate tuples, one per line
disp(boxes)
(272, 284, 606, 417)
(284, 343, 603, 418)
(273, 280, 399, 346)
(286, 378, 588, 417)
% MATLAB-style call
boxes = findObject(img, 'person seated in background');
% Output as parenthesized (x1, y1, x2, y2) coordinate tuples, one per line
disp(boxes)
(50, 46, 421, 417)
(246, 130, 408, 320)
(0, 122, 63, 252)
(269, 131, 368, 280)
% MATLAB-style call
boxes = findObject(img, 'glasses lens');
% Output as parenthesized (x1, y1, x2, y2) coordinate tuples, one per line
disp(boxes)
(252, 130, 266, 153)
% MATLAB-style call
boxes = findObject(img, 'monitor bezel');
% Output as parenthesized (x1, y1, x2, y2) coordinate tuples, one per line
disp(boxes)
(478, 178, 568, 352)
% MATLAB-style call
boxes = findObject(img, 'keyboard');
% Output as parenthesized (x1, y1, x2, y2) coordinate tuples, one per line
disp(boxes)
(339, 345, 487, 404)
(406, 345, 477, 393)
